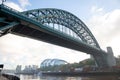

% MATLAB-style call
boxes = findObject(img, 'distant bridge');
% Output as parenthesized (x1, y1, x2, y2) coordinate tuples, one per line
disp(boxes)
(0, 4, 116, 67)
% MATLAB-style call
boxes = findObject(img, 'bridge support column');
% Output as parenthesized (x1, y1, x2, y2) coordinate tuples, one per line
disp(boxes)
(92, 47, 116, 67)
(106, 47, 116, 67)
(89, 50, 108, 67)
(92, 53, 108, 68)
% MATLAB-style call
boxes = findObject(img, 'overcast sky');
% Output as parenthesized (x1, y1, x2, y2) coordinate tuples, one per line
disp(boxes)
(0, 0, 120, 69)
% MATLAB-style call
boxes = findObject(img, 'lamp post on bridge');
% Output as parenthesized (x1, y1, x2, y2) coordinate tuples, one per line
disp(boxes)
(1, 0, 6, 4)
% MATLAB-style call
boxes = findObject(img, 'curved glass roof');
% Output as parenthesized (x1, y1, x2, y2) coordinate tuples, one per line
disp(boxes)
(40, 59, 68, 67)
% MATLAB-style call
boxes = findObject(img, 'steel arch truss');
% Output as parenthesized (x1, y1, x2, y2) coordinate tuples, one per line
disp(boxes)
(22, 9, 100, 48)
(22, 8, 100, 48)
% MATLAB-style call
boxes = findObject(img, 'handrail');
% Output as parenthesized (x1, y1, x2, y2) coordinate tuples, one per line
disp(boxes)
(0, 4, 20, 13)
(0, 4, 40, 23)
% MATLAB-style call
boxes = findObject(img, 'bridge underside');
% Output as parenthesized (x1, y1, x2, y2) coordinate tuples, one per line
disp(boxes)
(0, 4, 110, 67)
(11, 24, 98, 54)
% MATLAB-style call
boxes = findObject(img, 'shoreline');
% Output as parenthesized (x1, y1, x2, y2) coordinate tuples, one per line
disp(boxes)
(41, 71, 120, 77)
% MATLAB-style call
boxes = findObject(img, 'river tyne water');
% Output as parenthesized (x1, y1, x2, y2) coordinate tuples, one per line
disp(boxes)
(18, 74, 120, 80)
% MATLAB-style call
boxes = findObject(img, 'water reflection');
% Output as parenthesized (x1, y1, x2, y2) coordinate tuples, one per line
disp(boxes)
(19, 74, 120, 80)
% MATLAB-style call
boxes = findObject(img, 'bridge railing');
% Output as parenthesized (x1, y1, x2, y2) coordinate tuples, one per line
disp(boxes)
(0, 4, 33, 21)
(0, 4, 20, 13)
(0, 4, 42, 26)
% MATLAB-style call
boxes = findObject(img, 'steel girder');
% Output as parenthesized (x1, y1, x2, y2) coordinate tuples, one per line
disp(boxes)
(0, 17, 19, 36)
(22, 9, 100, 49)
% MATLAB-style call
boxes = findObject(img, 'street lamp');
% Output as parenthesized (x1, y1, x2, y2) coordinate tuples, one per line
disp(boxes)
(2, 0, 6, 4)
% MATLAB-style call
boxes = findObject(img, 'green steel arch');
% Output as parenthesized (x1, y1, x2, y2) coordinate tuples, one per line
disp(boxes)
(22, 8, 100, 49)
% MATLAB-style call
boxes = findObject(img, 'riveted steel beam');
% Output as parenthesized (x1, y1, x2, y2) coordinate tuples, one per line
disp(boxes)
(0, 22, 19, 31)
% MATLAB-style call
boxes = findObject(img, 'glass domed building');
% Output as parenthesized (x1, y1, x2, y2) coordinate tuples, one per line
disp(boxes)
(40, 59, 68, 68)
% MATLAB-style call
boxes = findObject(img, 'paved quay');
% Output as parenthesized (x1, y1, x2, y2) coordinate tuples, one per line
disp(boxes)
(0, 76, 8, 80)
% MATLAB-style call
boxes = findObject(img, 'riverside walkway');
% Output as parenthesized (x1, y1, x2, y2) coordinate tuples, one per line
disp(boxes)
(0, 76, 8, 80)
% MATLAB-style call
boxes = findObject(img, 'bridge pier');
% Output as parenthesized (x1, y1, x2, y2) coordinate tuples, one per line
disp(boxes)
(91, 47, 116, 68)
(106, 47, 116, 67)
(92, 53, 108, 67)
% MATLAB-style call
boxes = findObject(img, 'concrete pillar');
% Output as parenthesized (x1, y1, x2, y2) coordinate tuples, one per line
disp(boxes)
(106, 47, 116, 67)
